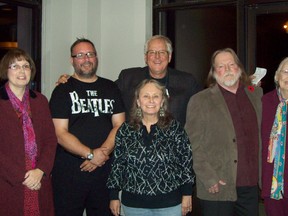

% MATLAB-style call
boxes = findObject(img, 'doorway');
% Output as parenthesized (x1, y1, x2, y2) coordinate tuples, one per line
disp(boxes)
(0, 0, 42, 91)
(247, 2, 288, 93)
(153, 1, 238, 87)
(153, 1, 288, 93)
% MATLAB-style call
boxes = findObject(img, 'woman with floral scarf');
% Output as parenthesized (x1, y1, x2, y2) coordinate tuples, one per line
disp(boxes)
(262, 57, 288, 216)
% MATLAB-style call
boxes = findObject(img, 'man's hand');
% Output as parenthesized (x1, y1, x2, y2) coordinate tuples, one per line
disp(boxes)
(55, 74, 70, 85)
(90, 146, 110, 167)
(250, 75, 262, 87)
(208, 180, 226, 193)
(22, 168, 44, 190)
(80, 160, 98, 172)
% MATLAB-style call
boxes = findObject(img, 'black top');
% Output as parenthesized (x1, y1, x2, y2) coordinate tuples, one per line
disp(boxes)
(115, 66, 201, 126)
(107, 120, 195, 208)
(49, 77, 125, 179)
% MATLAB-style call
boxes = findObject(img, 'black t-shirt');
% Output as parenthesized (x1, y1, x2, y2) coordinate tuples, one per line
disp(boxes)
(50, 76, 124, 148)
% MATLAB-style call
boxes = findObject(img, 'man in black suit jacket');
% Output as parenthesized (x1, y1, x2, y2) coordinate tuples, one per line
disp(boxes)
(115, 35, 201, 126)
(56, 35, 200, 126)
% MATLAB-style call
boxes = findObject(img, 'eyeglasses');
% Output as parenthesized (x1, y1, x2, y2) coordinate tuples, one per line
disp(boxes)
(71, 52, 97, 59)
(146, 50, 169, 57)
(280, 69, 288, 75)
(8, 64, 31, 71)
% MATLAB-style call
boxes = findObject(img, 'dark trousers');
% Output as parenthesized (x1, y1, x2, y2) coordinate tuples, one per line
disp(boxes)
(199, 186, 259, 216)
(52, 171, 112, 216)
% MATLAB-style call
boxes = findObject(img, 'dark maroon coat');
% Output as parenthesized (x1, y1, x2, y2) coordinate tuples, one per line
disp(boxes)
(261, 89, 288, 198)
(0, 86, 57, 215)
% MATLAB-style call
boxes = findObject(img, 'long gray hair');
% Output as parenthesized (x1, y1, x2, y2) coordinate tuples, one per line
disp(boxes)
(206, 48, 251, 87)
(129, 79, 173, 130)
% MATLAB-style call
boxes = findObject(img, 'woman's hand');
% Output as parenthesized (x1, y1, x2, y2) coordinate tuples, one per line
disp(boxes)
(110, 200, 121, 216)
(22, 168, 44, 190)
(182, 195, 192, 216)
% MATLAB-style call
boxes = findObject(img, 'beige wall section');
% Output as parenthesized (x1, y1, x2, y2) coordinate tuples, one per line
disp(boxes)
(41, 0, 152, 99)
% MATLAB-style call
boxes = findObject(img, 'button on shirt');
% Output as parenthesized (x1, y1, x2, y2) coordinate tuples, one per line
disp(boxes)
(220, 84, 259, 186)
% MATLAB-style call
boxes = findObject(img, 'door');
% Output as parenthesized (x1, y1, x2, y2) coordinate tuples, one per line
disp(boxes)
(0, 0, 42, 90)
(246, 2, 288, 93)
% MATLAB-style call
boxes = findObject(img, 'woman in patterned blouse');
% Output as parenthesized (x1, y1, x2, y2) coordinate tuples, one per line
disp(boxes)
(107, 79, 195, 216)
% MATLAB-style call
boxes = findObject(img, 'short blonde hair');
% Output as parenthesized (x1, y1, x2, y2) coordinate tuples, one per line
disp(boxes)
(144, 35, 173, 55)
(274, 57, 288, 87)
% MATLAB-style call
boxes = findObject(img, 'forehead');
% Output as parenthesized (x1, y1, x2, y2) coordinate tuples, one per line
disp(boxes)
(140, 83, 162, 94)
(281, 62, 288, 70)
(73, 42, 95, 53)
(148, 39, 166, 50)
(215, 52, 235, 64)
(11, 58, 29, 64)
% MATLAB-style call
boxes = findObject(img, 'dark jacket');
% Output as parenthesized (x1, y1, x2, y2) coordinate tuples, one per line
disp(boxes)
(0, 86, 57, 216)
(115, 66, 201, 126)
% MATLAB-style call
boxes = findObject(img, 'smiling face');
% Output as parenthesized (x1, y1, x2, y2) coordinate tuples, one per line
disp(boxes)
(213, 52, 241, 89)
(137, 82, 164, 118)
(144, 38, 172, 78)
(7, 59, 31, 91)
(275, 61, 288, 98)
(70, 42, 98, 80)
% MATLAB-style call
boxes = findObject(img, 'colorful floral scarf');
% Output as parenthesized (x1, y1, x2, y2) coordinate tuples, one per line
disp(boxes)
(5, 84, 40, 215)
(268, 88, 286, 200)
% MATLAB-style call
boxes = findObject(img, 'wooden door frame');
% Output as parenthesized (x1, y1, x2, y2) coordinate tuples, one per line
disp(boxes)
(0, 0, 42, 91)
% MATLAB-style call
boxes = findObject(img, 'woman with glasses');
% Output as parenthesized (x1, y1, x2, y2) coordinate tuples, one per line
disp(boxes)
(0, 48, 57, 216)
(262, 57, 288, 216)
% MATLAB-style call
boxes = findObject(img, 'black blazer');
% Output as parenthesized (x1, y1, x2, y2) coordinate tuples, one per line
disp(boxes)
(115, 66, 201, 126)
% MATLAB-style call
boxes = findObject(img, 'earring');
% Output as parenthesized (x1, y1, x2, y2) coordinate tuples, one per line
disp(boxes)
(136, 107, 142, 118)
(159, 107, 165, 117)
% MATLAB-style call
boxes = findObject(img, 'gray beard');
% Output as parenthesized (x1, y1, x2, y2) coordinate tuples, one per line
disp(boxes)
(214, 70, 241, 87)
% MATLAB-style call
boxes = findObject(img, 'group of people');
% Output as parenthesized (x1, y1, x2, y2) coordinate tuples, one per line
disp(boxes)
(0, 34, 286, 216)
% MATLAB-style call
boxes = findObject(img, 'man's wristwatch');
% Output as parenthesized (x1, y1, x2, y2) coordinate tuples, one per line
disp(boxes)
(87, 149, 94, 160)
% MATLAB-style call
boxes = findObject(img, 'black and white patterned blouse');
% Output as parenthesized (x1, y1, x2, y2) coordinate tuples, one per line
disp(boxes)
(107, 119, 195, 208)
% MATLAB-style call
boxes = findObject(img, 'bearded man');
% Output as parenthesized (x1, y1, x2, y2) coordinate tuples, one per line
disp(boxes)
(185, 48, 262, 216)
(49, 38, 125, 216)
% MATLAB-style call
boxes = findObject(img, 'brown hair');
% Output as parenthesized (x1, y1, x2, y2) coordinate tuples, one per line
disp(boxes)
(70, 37, 97, 56)
(206, 48, 251, 87)
(129, 79, 173, 130)
(0, 48, 36, 82)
